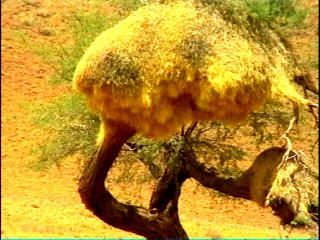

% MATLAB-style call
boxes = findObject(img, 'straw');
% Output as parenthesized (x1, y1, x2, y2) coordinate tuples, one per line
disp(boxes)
(73, 0, 308, 139)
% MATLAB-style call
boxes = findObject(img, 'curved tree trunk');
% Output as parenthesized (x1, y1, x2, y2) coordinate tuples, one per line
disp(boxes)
(78, 121, 308, 238)
(78, 120, 189, 239)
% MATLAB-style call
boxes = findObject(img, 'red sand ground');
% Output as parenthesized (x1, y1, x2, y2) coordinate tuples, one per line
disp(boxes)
(1, 0, 318, 238)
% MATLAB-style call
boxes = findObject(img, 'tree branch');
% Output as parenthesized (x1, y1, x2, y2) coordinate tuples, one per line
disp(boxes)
(78, 120, 189, 239)
(150, 145, 189, 212)
(184, 122, 198, 139)
(294, 74, 318, 96)
(184, 144, 251, 199)
(124, 142, 162, 179)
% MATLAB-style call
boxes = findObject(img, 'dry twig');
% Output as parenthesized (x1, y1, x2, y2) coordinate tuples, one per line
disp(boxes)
(278, 116, 297, 170)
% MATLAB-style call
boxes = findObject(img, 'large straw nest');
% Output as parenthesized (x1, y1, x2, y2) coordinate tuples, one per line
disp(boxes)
(73, 0, 308, 139)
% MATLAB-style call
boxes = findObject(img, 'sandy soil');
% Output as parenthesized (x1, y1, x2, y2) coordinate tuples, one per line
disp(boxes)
(1, 0, 318, 238)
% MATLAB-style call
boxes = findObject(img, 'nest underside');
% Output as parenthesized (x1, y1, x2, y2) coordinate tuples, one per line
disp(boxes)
(73, 1, 308, 138)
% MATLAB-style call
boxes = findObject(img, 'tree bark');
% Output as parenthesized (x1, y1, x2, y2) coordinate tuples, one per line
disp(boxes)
(78, 120, 309, 238)
(150, 145, 189, 211)
(294, 74, 318, 96)
(78, 120, 189, 239)
(183, 144, 252, 200)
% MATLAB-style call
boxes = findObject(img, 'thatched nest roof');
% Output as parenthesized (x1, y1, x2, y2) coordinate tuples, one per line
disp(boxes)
(73, 0, 308, 138)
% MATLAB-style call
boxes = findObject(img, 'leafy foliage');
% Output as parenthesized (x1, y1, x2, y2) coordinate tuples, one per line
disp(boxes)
(27, 9, 125, 169)
(202, 0, 307, 35)
(29, 94, 100, 170)
(244, 0, 307, 30)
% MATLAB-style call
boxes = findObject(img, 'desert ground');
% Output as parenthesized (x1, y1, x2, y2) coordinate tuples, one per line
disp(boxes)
(1, 0, 318, 238)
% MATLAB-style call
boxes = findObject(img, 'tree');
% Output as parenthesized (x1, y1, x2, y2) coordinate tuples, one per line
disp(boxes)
(73, 1, 318, 238)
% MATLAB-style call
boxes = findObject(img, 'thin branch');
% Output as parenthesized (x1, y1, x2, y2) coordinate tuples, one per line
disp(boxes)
(300, 77, 318, 129)
(184, 122, 198, 139)
(189, 139, 218, 149)
(281, 116, 296, 138)
(124, 142, 162, 179)
(293, 103, 299, 124)
(311, 137, 319, 152)
(308, 103, 319, 129)
(180, 125, 185, 137)
(294, 74, 318, 96)
(193, 121, 215, 139)
(277, 116, 296, 170)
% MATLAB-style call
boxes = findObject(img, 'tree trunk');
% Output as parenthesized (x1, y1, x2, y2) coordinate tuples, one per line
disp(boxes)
(78, 120, 189, 239)
(78, 120, 308, 238)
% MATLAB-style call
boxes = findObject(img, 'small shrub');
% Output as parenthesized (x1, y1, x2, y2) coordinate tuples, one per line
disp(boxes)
(307, 199, 319, 223)
(201, 0, 307, 37)
(21, 15, 37, 26)
(244, 0, 307, 33)
(48, 12, 124, 84)
(36, 9, 52, 18)
(108, 0, 148, 12)
(38, 27, 56, 36)
(290, 214, 314, 227)
(22, 9, 123, 169)
(16, 11, 124, 85)
(22, 0, 40, 7)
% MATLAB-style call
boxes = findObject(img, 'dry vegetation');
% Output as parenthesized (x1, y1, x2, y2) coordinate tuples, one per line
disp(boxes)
(1, 0, 318, 238)
(74, 1, 309, 139)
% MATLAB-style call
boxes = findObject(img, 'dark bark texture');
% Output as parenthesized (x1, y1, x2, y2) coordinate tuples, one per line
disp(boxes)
(78, 121, 309, 239)
(78, 121, 188, 239)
